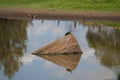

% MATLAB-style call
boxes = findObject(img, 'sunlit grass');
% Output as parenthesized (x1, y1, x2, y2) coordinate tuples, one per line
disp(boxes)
(0, 0, 120, 12)
(80, 21, 120, 28)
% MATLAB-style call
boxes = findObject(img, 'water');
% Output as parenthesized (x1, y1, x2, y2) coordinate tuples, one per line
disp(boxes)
(0, 18, 120, 80)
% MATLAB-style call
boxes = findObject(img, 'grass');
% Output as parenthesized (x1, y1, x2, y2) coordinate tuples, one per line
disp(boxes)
(0, 0, 120, 12)
(103, 22, 120, 28)
(80, 21, 120, 28)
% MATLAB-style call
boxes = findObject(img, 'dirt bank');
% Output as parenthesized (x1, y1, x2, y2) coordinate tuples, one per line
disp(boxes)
(0, 7, 120, 21)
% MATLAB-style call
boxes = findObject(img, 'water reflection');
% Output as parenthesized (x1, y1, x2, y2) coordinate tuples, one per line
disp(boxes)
(0, 18, 120, 80)
(37, 53, 82, 72)
(118, 73, 120, 80)
(86, 25, 120, 79)
(0, 18, 28, 79)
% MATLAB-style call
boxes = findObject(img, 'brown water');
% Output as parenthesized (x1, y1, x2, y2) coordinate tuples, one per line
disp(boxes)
(0, 18, 120, 80)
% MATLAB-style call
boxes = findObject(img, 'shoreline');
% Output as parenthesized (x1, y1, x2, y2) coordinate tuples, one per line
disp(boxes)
(0, 7, 120, 21)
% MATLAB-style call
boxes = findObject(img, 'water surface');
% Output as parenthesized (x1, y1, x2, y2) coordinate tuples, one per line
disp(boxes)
(0, 18, 120, 80)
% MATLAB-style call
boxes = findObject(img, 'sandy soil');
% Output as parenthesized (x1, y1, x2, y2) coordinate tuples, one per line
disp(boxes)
(0, 7, 120, 21)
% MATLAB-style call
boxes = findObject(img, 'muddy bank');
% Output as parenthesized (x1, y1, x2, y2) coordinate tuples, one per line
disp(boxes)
(0, 7, 120, 21)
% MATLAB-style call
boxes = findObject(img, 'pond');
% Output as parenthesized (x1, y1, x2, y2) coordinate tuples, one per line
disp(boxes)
(0, 18, 120, 80)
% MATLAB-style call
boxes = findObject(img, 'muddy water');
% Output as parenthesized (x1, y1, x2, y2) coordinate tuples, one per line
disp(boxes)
(0, 18, 120, 80)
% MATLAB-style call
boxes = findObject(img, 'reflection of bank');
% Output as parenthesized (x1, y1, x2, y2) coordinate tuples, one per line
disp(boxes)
(0, 18, 28, 79)
(32, 34, 82, 72)
(86, 26, 120, 80)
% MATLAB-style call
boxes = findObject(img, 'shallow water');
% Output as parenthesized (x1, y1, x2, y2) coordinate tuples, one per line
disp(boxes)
(0, 18, 120, 80)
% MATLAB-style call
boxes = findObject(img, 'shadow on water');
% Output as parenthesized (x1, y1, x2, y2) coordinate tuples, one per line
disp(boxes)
(0, 18, 28, 80)
(86, 24, 120, 80)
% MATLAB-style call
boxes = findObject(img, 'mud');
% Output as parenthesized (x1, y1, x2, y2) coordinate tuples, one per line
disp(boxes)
(0, 7, 120, 21)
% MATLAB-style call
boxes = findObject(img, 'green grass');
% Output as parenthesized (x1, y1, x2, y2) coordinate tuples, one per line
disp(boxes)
(0, 0, 120, 12)
(80, 21, 120, 28)
(103, 22, 120, 28)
